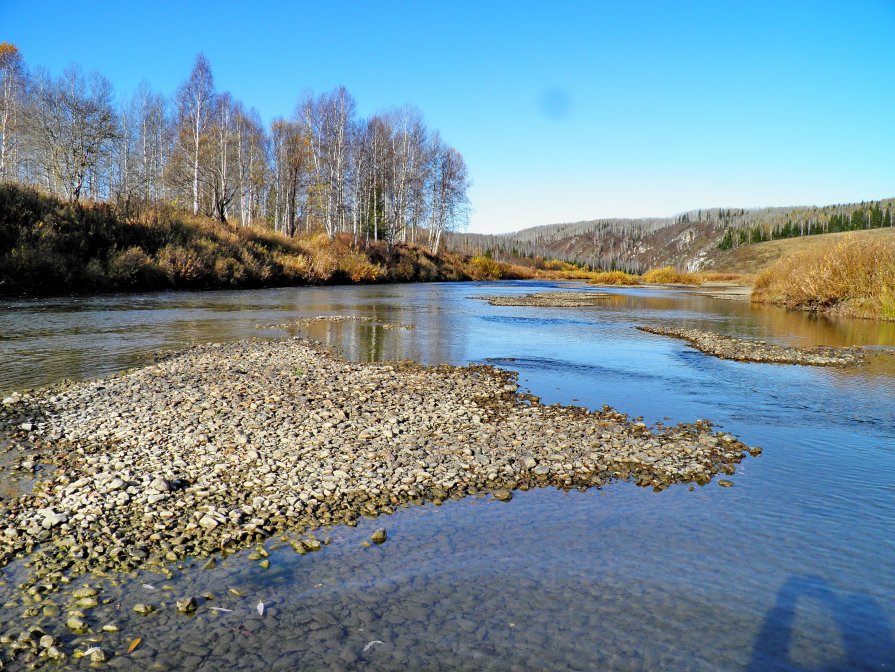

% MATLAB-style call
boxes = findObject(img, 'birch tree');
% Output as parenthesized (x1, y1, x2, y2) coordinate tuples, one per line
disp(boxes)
(303, 87, 355, 237)
(133, 81, 168, 202)
(176, 54, 214, 215)
(207, 92, 239, 222)
(271, 118, 309, 236)
(27, 66, 117, 201)
(427, 133, 470, 253)
(0, 43, 24, 180)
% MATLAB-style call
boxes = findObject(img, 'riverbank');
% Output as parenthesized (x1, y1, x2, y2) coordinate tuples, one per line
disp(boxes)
(750, 235, 895, 321)
(0, 185, 552, 297)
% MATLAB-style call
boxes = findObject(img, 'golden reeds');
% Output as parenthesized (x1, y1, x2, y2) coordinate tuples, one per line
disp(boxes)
(751, 238, 895, 320)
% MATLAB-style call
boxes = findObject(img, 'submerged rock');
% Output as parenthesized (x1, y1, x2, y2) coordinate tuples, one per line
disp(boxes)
(176, 597, 197, 614)
(65, 616, 87, 634)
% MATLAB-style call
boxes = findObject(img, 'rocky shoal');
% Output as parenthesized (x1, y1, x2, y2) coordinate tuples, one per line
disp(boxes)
(258, 315, 415, 330)
(474, 292, 610, 307)
(0, 337, 758, 589)
(637, 326, 866, 366)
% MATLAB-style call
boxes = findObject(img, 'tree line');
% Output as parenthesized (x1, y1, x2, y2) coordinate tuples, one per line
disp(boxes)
(0, 45, 470, 253)
(718, 201, 895, 250)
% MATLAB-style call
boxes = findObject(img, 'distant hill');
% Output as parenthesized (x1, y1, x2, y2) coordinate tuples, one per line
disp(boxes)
(705, 225, 895, 275)
(449, 198, 895, 273)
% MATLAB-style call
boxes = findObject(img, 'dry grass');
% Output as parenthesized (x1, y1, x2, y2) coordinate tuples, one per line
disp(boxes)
(466, 256, 537, 280)
(705, 226, 895, 275)
(699, 271, 753, 284)
(587, 270, 641, 286)
(752, 237, 895, 320)
(641, 266, 704, 285)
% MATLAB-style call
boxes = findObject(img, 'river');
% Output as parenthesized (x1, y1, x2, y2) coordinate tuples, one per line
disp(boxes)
(1, 281, 894, 671)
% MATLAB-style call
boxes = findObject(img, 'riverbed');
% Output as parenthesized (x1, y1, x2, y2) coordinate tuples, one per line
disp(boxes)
(1, 281, 894, 670)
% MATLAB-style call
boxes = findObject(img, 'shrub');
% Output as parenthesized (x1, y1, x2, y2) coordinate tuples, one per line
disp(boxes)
(588, 271, 640, 285)
(213, 257, 247, 286)
(543, 259, 576, 271)
(641, 266, 703, 285)
(338, 251, 383, 283)
(108, 246, 161, 287)
(391, 256, 417, 281)
(271, 252, 311, 281)
(156, 245, 209, 284)
(467, 256, 503, 280)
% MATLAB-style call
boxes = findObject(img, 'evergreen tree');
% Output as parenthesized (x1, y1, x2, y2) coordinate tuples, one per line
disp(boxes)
(871, 203, 883, 228)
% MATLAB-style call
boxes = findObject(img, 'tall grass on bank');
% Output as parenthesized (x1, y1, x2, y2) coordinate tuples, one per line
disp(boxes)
(0, 184, 472, 295)
(640, 266, 704, 285)
(587, 270, 641, 285)
(752, 238, 895, 320)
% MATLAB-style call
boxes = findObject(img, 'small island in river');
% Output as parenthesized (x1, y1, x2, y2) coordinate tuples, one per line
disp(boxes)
(636, 326, 870, 367)
(1, 338, 756, 595)
(473, 292, 611, 307)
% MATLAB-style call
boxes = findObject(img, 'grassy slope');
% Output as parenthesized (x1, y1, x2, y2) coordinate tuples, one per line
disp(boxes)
(750, 233, 895, 321)
(704, 227, 895, 274)
(0, 184, 585, 297)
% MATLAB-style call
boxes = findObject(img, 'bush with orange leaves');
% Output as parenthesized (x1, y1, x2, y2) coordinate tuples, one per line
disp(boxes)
(587, 270, 641, 285)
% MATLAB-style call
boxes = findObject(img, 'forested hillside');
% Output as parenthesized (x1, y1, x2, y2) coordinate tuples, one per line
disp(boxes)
(451, 198, 895, 272)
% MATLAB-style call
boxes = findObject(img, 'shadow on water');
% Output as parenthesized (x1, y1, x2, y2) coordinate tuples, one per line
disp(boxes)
(747, 575, 895, 672)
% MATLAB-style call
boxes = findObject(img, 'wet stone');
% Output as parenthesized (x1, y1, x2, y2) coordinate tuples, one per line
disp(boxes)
(493, 488, 513, 502)
(66, 616, 87, 634)
(176, 597, 198, 614)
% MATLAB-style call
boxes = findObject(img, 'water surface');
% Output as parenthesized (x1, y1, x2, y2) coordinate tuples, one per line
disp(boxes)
(1, 281, 893, 671)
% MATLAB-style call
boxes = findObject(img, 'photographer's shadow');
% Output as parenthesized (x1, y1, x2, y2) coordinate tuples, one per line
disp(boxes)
(748, 574, 894, 671)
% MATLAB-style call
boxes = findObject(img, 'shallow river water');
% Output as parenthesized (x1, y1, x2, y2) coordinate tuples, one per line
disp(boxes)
(1, 281, 895, 671)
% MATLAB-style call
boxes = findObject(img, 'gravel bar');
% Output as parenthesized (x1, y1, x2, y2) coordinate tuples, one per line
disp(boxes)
(1, 337, 757, 587)
(474, 292, 610, 307)
(637, 326, 865, 366)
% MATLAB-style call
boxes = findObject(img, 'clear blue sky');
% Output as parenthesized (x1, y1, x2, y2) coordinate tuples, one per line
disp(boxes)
(4, 0, 894, 233)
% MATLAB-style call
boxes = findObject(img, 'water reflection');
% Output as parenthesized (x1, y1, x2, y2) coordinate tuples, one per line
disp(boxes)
(2, 282, 894, 395)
